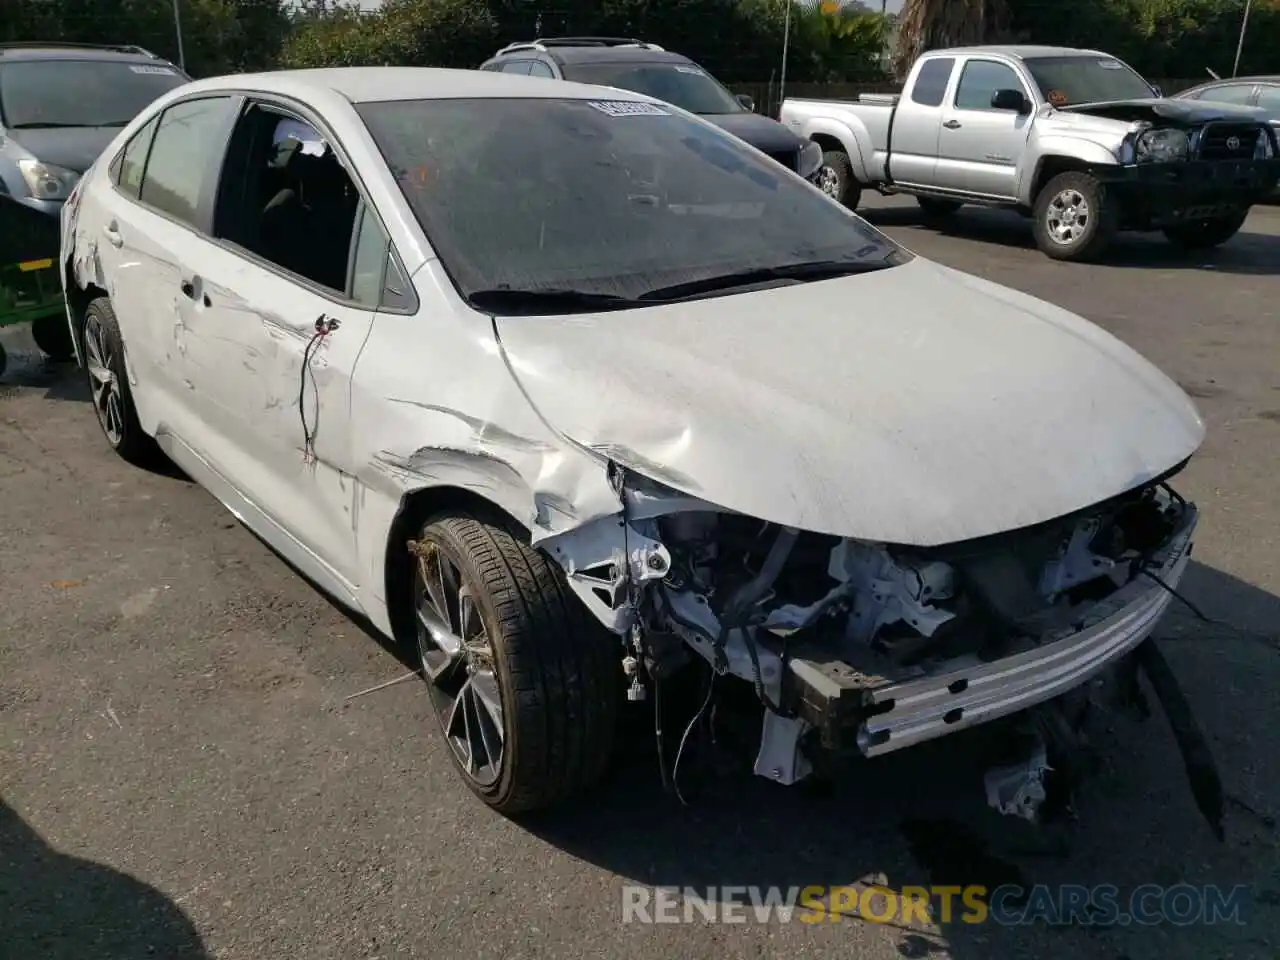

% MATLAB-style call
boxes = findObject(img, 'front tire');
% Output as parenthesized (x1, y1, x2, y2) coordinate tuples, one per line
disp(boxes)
(1163, 211, 1247, 250)
(31, 312, 75, 361)
(816, 150, 862, 210)
(410, 514, 618, 814)
(82, 297, 159, 466)
(1032, 172, 1116, 262)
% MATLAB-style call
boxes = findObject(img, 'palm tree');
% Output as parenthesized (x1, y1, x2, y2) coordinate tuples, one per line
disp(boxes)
(892, 0, 1011, 78)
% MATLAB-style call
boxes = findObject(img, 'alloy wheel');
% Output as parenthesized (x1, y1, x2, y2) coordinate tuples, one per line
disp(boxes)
(83, 315, 124, 447)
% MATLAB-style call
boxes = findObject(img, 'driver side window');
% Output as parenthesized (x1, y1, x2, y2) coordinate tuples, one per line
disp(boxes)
(955, 60, 1025, 111)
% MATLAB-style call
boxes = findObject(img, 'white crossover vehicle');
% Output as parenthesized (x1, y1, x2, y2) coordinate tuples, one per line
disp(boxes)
(60, 68, 1206, 818)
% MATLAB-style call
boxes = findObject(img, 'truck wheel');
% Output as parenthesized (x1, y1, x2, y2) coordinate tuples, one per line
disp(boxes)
(917, 197, 962, 218)
(31, 312, 75, 361)
(410, 513, 618, 815)
(817, 150, 862, 210)
(82, 296, 160, 466)
(1163, 211, 1247, 250)
(1032, 172, 1116, 262)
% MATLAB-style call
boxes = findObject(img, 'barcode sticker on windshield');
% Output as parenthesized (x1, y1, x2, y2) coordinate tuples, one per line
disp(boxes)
(587, 100, 671, 118)
(674, 66, 705, 75)
(1097, 59, 1123, 69)
(130, 65, 176, 75)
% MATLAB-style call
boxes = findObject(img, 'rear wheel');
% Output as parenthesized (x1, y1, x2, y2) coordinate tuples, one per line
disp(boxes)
(410, 513, 618, 814)
(816, 150, 862, 210)
(916, 197, 963, 217)
(82, 297, 159, 465)
(1162, 211, 1247, 250)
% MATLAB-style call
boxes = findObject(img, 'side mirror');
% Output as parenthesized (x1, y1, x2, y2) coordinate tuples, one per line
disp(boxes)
(736, 93, 756, 112)
(990, 88, 1030, 114)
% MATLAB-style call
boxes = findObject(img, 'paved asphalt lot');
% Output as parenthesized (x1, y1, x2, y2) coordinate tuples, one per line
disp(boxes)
(2, 196, 1279, 960)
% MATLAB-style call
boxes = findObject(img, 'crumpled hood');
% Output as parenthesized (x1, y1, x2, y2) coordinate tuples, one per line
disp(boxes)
(494, 258, 1204, 546)
(700, 111, 804, 155)
(1060, 98, 1268, 125)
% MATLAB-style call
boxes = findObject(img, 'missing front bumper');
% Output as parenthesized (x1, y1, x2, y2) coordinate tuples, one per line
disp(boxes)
(786, 503, 1198, 758)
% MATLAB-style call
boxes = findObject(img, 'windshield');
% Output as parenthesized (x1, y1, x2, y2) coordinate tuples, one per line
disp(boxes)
(357, 97, 908, 305)
(0, 59, 187, 129)
(558, 61, 745, 115)
(1025, 56, 1156, 107)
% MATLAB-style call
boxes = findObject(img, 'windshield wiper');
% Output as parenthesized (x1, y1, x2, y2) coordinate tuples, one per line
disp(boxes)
(637, 257, 897, 302)
(465, 287, 646, 315)
(8, 122, 88, 129)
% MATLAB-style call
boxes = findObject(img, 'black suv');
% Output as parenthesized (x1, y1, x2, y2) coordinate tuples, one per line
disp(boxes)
(479, 37, 823, 183)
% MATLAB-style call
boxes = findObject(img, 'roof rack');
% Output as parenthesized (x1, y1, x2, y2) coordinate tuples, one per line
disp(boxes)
(495, 36, 665, 56)
(0, 41, 163, 59)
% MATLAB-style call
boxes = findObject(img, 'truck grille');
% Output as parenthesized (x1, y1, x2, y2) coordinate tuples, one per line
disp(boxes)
(1196, 122, 1261, 161)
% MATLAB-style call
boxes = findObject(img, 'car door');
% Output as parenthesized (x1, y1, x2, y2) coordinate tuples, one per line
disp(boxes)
(887, 56, 956, 187)
(934, 57, 1034, 199)
(171, 101, 411, 598)
(88, 95, 241, 428)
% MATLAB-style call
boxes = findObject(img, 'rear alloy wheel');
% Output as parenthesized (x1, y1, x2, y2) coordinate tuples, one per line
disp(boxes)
(1032, 171, 1117, 262)
(82, 297, 159, 465)
(411, 514, 617, 814)
(1163, 211, 1248, 250)
(816, 150, 862, 210)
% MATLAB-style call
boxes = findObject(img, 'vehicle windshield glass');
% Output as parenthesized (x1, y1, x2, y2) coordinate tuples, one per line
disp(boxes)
(0, 59, 186, 128)
(357, 97, 908, 304)
(1025, 56, 1156, 107)
(558, 61, 744, 115)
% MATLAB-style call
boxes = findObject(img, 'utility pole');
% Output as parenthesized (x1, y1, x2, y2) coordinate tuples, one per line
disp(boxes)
(1232, 0, 1252, 78)
(780, 0, 792, 107)
(172, 0, 187, 71)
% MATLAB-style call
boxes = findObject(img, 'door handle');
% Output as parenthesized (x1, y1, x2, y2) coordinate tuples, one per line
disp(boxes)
(943, 120, 962, 129)
(103, 222, 123, 247)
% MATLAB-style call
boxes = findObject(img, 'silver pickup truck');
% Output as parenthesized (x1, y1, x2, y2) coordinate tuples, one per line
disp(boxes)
(780, 45, 1280, 261)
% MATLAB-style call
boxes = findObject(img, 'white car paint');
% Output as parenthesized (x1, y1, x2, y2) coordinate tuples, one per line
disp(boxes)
(61, 67, 1205, 790)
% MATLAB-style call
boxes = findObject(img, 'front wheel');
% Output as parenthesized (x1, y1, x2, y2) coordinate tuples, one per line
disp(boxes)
(1163, 211, 1247, 250)
(815, 150, 862, 210)
(1032, 172, 1117, 262)
(410, 514, 618, 814)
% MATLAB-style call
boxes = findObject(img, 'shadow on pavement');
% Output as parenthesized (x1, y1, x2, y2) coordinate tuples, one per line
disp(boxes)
(861, 204, 1280, 276)
(0, 799, 211, 959)
(513, 558, 1279, 957)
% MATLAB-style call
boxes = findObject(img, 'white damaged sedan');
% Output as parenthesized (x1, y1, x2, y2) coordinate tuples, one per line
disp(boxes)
(60, 68, 1204, 815)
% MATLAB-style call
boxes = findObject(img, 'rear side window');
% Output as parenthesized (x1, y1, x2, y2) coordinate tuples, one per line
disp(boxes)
(499, 60, 533, 75)
(1257, 86, 1280, 110)
(911, 58, 955, 108)
(139, 96, 238, 227)
(1191, 83, 1256, 105)
(115, 116, 160, 198)
(528, 61, 555, 78)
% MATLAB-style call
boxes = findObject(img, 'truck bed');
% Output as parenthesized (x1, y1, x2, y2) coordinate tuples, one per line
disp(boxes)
(778, 97, 896, 182)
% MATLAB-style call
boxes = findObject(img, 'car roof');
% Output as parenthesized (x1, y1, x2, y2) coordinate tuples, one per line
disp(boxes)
(0, 42, 173, 64)
(176, 67, 660, 105)
(1189, 75, 1280, 85)
(926, 45, 1116, 61)
(497, 46, 694, 66)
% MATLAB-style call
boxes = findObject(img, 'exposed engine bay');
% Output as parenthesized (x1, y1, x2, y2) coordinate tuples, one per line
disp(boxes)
(545, 471, 1206, 828)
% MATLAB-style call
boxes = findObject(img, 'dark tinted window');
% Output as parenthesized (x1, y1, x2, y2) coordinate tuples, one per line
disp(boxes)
(528, 61, 555, 78)
(1190, 83, 1256, 105)
(116, 115, 159, 198)
(0, 59, 186, 129)
(357, 97, 907, 307)
(1025, 56, 1155, 106)
(140, 97, 237, 226)
(955, 60, 1024, 110)
(911, 58, 955, 107)
(559, 61, 743, 115)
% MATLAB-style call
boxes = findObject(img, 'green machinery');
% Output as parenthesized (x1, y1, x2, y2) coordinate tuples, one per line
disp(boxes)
(0, 196, 74, 378)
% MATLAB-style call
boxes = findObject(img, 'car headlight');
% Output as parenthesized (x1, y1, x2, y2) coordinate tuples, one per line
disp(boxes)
(1135, 128, 1189, 163)
(16, 159, 81, 201)
(797, 140, 824, 180)
(1255, 129, 1276, 159)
